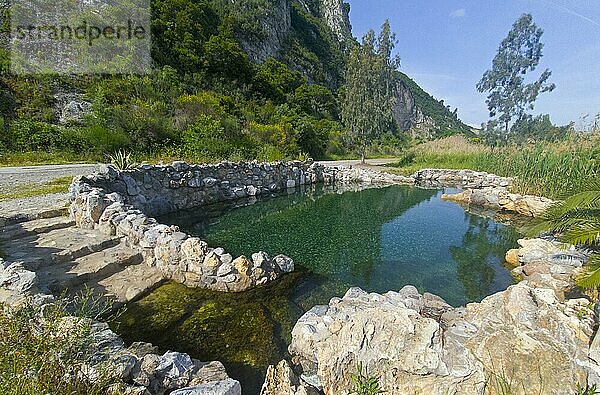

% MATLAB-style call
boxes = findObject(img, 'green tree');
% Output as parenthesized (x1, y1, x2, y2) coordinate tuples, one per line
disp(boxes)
(476, 14, 555, 134)
(341, 20, 400, 163)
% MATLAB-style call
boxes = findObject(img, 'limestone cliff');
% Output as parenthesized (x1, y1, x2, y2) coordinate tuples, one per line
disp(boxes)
(319, 0, 352, 43)
(235, 0, 293, 64)
(223, 0, 350, 87)
(227, 0, 467, 135)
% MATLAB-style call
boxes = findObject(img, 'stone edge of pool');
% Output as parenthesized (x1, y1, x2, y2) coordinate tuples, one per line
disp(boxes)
(2, 161, 597, 394)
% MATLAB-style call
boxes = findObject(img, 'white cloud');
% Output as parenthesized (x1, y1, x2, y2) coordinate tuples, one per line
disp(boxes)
(450, 8, 466, 18)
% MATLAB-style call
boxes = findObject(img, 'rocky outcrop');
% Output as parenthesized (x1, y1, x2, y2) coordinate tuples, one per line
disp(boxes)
(0, 259, 240, 395)
(54, 92, 92, 125)
(281, 284, 599, 394)
(441, 188, 555, 217)
(505, 238, 589, 298)
(413, 169, 555, 217)
(261, 360, 318, 395)
(412, 168, 512, 189)
(392, 80, 436, 135)
(237, 0, 292, 63)
(319, 0, 352, 43)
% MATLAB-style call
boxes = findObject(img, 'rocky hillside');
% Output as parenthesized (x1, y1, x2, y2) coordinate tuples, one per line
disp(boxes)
(0, 0, 469, 164)
(216, 0, 468, 137)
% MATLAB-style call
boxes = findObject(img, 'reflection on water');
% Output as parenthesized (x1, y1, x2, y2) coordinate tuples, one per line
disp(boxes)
(114, 185, 521, 394)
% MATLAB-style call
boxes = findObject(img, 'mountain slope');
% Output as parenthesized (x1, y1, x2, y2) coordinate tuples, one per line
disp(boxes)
(213, 0, 468, 136)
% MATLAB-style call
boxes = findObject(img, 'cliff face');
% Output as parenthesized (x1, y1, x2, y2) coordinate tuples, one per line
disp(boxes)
(229, 0, 351, 88)
(236, 0, 292, 64)
(393, 80, 437, 138)
(230, 0, 466, 136)
(319, 0, 352, 43)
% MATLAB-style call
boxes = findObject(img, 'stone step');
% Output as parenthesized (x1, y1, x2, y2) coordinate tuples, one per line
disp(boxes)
(37, 243, 144, 294)
(0, 205, 69, 227)
(80, 263, 165, 308)
(0, 216, 75, 242)
(2, 227, 121, 271)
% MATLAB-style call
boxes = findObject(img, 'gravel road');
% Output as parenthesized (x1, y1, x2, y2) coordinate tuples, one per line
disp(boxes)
(0, 163, 102, 193)
(0, 164, 102, 221)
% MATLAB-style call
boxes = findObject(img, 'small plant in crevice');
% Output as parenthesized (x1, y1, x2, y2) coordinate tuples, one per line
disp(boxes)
(577, 383, 599, 395)
(350, 362, 385, 395)
(108, 149, 137, 171)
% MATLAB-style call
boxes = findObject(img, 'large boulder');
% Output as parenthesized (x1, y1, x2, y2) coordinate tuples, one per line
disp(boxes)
(441, 189, 555, 218)
(285, 284, 599, 395)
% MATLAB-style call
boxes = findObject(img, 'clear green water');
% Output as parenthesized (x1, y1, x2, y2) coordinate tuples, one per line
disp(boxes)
(114, 185, 520, 394)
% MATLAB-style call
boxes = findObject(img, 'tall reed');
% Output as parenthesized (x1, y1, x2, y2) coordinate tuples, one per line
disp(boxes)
(395, 133, 599, 198)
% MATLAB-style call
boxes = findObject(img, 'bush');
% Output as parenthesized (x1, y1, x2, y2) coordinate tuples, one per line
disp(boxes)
(292, 83, 338, 119)
(4, 119, 68, 151)
(183, 114, 257, 160)
(202, 35, 253, 83)
(248, 120, 297, 156)
(295, 117, 340, 159)
(252, 58, 304, 103)
(174, 92, 227, 130)
(152, 0, 219, 73)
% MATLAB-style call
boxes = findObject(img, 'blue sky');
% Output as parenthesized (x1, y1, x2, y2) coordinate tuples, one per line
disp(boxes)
(345, 0, 600, 128)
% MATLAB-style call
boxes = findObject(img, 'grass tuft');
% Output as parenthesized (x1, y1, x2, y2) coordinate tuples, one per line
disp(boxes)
(0, 176, 73, 200)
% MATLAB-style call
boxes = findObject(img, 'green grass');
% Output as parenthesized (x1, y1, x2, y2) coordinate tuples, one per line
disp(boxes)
(0, 293, 122, 395)
(385, 134, 600, 199)
(0, 176, 73, 200)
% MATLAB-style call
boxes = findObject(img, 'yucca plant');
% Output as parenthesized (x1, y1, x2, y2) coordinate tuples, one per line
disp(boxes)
(532, 181, 600, 289)
(108, 149, 137, 171)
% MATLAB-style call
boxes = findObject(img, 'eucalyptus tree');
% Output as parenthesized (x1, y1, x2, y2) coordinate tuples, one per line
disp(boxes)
(477, 14, 555, 135)
(341, 20, 400, 163)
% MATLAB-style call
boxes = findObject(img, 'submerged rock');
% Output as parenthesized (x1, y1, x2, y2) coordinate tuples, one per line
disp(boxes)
(282, 283, 599, 395)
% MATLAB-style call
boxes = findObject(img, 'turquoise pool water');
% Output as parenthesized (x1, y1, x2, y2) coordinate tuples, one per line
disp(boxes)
(115, 185, 520, 393)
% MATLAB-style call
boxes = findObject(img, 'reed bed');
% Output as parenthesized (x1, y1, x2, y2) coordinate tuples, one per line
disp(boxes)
(390, 133, 599, 198)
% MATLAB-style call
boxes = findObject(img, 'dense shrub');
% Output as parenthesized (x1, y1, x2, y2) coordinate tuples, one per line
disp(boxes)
(292, 83, 338, 119)
(152, 0, 219, 73)
(253, 58, 304, 103)
(183, 114, 258, 160)
(3, 119, 69, 151)
(203, 35, 253, 83)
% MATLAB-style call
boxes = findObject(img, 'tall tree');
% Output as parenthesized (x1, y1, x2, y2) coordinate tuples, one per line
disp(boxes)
(341, 20, 400, 163)
(477, 14, 555, 134)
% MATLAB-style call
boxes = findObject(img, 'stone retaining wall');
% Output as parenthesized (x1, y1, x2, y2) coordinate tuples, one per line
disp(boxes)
(411, 168, 512, 189)
(69, 161, 410, 293)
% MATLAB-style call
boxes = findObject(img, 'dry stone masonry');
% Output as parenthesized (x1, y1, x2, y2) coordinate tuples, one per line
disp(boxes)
(69, 161, 411, 293)
(411, 168, 512, 189)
